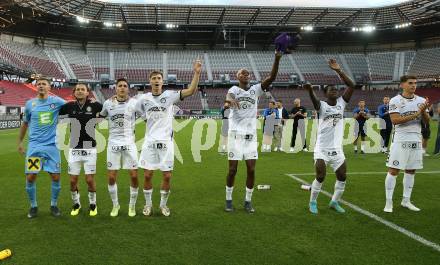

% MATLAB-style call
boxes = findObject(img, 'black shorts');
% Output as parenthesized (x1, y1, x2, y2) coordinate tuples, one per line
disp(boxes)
(354, 122, 367, 138)
(422, 126, 431, 139)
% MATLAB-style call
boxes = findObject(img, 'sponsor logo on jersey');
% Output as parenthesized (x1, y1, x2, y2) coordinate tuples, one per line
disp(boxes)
(27, 157, 41, 171)
(86, 106, 92, 112)
(38, 111, 54, 125)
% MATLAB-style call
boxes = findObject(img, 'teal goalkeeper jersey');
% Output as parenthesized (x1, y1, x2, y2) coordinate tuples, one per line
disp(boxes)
(24, 96, 66, 146)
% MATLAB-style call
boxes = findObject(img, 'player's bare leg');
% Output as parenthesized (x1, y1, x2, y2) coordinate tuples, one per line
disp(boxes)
(330, 162, 347, 213)
(142, 169, 154, 216)
(384, 167, 399, 213)
(25, 173, 38, 218)
(353, 136, 359, 153)
(225, 160, 238, 212)
(49, 173, 61, 217)
(244, 159, 256, 213)
(309, 159, 326, 214)
(107, 170, 120, 216)
(159, 171, 172, 216)
(85, 174, 97, 216)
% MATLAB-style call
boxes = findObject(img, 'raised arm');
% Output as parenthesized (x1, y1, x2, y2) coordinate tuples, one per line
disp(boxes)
(261, 51, 282, 91)
(181, 60, 202, 99)
(328, 59, 356, 102)
(304, 83, 320, 111)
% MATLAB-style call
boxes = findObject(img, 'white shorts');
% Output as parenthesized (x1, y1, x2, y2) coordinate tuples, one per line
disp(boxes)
(68, 149, 97, 175)
(139, 140, 174, 171)
(386, 141, 423, 170)
(227, 131, 258, 161)
(107, 143, 138, 170)
(314, 149, 346, 172)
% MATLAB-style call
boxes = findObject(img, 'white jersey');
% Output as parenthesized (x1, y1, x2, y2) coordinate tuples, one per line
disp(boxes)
(315, 97, 347, 151)
(228, 83, 264, 135)
(389, 94, 426, 142)
(100, 97, 138, 146)
(136, 90, 182, 143)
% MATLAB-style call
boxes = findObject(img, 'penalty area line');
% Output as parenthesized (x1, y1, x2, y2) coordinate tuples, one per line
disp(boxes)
(286, 173, 440, 253)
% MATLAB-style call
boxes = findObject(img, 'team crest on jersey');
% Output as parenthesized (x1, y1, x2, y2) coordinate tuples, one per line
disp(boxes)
(250, 90, 255, 95)
(389, 104, 397, 111)
(50, 103, 56, 109)
(32, 101, 37, 107)
(336, 105, 342, 110)
(229, 152, 234, 158)
(107, 162, 112, 168)
(160, 98, 166, 103)
(86, 106, 92, 112)
(393, 160, 399, 166)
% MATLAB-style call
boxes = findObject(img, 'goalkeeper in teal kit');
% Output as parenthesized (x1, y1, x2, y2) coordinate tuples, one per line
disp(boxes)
(17, 77, 66, 218)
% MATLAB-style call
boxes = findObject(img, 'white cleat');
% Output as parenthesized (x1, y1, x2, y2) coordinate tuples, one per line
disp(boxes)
(274, 147, 278, 152)
(401, 201, 420, 212)
(289, 147, 294, 153)
(303, 148, 309, 152)
(143, 205, 153, 216)
(279, 147, 284, 152)
(384, 200, 393, 213)
(160, 206, 171, 217)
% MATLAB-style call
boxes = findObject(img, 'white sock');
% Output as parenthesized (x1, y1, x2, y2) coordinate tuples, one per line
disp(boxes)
(225, 186, 233, 201)
(71, 191, 80, 205)
(108, 184, 119, 207)
(160, 190, 170, 208)
(331, 180, 346, 202)
(310, 179, 322, 202)
(88, 191, 96, 205)
(143, 189, 153, 206)
(402, 173, 415, 203)
(385, 173, 397, 201)
(245, 187, 254, 202)
(354, 146, 358, 151)
(361, 142, 366, 152)
(129, 186, 138, 207)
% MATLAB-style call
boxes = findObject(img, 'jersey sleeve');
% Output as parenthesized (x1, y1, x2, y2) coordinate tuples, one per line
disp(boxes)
(388, 97, 400, 114)
(58, 103, 68, 118)
(227, 86, 238, 98)
(254, 83, 264, 97)
(337, 96, 347, 109)
(100, 100, 109, 117)
(169, 90, 183, 104)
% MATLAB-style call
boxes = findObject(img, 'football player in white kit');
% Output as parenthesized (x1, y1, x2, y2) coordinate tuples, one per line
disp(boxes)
(136, 60, 202, 217)
(305, 59, 356, 214)
(100, 78, 139, 217)
(383, 75, 430, 213)
(224, 51, 282, 213)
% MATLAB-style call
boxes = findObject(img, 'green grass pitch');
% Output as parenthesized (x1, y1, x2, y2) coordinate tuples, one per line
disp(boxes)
(0, 119, 439, 265)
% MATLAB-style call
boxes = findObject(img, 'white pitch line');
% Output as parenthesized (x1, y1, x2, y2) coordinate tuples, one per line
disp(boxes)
(290, 171, 440, 176)
(286, 173, 440, 253)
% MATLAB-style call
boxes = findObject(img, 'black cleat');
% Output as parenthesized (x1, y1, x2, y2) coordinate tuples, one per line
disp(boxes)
(27, 207, 38, 219)
(244, 201, 255, 213)
(50, 206, 61, 217)
(225, 200, 234, 212)
(354, 150, 358, 154)
(361, 151, 365, 154)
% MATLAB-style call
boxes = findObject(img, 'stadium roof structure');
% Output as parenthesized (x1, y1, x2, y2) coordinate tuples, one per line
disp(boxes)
(0, 0, 439, 47)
